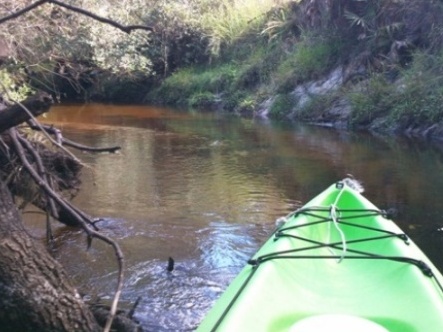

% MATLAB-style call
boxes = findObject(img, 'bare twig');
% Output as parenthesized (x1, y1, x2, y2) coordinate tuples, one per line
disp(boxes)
(16, 132, 57, 242)
(0, 0, 46, 24)
(14, 101, 82, 164)
(0, 0, 153, 33)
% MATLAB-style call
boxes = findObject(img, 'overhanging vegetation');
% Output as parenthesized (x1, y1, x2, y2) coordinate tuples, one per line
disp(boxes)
(2, 0, 443, 136)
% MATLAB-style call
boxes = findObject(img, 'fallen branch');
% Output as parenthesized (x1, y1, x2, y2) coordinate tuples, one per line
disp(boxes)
(9, 127, 125, 332)
(0, 98, 102, 230)
(63, 137, 121, 153)
(27, 121, 121, 153)
(16, 132, 58, 242)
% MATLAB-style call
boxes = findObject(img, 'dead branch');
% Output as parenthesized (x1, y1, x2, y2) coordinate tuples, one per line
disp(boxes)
(63, 137, 121, 153)
(9, 127, 125, 332)
(0, 0, 46, 24)
(16, 131, 58, 242)
(0, 0, 153, 33)
(0, 92, 52, 133)
(27, 120, 121, 153)
(1, 133, 88, 227)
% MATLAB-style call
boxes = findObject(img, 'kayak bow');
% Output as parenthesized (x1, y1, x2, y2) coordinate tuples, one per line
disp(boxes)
(197, 179, 443, 331)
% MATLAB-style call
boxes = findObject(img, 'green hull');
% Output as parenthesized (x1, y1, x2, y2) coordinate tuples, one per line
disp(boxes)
(197, 180, 443, 331)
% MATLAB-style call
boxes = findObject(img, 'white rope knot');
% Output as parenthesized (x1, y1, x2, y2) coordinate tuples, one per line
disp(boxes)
(329, 185, 348, 263)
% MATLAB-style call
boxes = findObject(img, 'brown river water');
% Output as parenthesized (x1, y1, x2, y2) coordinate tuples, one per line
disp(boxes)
(31, 103, 443, 331)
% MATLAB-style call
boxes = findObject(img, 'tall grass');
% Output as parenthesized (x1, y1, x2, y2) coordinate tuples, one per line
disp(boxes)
(199, 0, 292, 56)
(147, 64, 238, 106)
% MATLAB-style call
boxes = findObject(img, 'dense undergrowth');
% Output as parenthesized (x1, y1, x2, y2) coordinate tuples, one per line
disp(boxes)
(349, 51, 443, 132)
(147, 0, 443, 135)
(2, 0, 443, 135)
(143, 0, 443, 135)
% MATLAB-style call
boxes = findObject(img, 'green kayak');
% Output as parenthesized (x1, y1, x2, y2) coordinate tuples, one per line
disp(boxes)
(197, 179, 443, 331)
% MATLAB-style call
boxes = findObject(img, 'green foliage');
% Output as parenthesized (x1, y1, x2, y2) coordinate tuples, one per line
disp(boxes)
(0, 68, 34, 102)
(199, 0, 289, 57)
(220, 41, 281, 90)
(389, 51, 443, 127)
(349, 50, 443, 129)
(189, 92, 218, 109)
(296, 92, 338, 120)
(223, 90, 247, 111)
(236, 96, 258, 115)
(147, 68, 195, 105)
(261, 5, 298, 42)
(147, 64, 238, 106)
(146, 2, 346, 111)
(234, 63, 265, 90)
(4, 0, 443, 134)
(88, 28, 152, 74)
(137, 2, 209, 76)
(349, 75, 395, 126)
(232, 53, 277, 91)
(269, 93, 295, 119)
(275, 36, 342, 93)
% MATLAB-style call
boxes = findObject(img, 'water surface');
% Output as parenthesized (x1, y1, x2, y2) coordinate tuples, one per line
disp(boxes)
(35, 103, 443, 330)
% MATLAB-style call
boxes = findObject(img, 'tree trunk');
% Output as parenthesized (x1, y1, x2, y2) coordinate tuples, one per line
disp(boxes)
(0, 179, 100, 332)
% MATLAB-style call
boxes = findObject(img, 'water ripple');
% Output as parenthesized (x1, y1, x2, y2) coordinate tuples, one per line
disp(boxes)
(119, 222, 270, 331)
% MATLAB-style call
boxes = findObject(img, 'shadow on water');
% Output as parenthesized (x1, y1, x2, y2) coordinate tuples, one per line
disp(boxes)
(31, 103, 443, 330)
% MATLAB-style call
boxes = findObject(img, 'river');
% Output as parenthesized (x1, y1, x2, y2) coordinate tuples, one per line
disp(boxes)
(35, 103, 443, 331)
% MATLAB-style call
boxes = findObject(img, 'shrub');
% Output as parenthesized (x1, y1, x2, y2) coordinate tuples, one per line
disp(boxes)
(349, 75, 395, 126)
(275, 36, 343, 92)
(236, 97, 258, 115)
(0, 67, 34, 102)
(188, 91, 219, 109)
(388, 51, 443, 127)
(269, 93, 295, 119)
(295, 92, 339, 120)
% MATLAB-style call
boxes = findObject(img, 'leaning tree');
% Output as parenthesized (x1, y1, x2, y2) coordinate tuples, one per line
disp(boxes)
(0, 1, 153, 331)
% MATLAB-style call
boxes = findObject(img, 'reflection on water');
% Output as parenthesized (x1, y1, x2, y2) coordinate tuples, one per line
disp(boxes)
(36, 103, 443, 331)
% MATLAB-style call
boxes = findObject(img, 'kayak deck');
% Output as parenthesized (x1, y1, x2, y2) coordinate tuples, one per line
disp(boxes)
(197, 181, 443, 331)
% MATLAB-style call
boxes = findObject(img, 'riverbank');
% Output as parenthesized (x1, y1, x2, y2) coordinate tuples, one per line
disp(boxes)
(142, 1, 443, 140)
(2, 1, 443, 140)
